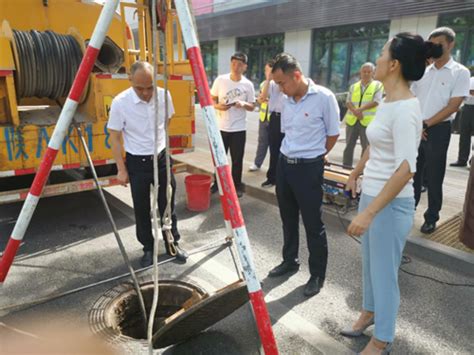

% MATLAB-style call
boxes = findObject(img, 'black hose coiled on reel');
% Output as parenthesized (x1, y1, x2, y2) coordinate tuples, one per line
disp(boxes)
(13, 30, 83, 99)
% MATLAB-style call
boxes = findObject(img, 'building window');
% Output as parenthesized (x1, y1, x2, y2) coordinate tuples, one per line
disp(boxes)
(201, 41, 218, 85)
(439, 12, 474, 72)
(311, 23, 389, 93)
(237, 33, 284, 88)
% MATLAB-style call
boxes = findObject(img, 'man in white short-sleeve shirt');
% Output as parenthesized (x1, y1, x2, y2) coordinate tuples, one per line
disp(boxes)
(107, 61, 187, 267)
(267, 53, 340, 298)
(411, 27, 471, 234)
(210, 52, 256, 197)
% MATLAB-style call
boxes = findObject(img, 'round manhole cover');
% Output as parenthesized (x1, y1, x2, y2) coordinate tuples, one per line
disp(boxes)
(152, 280, 249, 348)
(90, 277, 249, 350)
(89, 277, 208, 349)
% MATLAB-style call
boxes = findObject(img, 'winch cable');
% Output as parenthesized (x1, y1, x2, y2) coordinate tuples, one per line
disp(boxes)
(73, 122, 148, 329)
(12, 30, 82, 99)
(148, 0, 163, 352)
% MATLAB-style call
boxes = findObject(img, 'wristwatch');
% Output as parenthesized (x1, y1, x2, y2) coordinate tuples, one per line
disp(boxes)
(423, 122, 429, 130)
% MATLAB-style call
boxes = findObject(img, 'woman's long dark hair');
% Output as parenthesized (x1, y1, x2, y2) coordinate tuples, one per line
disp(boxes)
(389, 33, 443, 81)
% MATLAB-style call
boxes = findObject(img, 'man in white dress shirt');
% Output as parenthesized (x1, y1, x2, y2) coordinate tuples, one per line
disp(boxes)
(108, 61, 187, 267)
(412, 27, 470, 234)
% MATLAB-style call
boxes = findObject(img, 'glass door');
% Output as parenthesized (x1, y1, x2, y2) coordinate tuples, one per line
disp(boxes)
(329, 42, 349, 92)
(348, 40, 369, 86)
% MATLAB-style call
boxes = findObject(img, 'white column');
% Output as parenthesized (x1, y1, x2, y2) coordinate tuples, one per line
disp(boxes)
(217, 37, 236, 75)
(389, 14, 438, 40)
(284, 30, 312, 76)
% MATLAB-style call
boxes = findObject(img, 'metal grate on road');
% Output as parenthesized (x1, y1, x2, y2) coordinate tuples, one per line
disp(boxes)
(420, 213, 473, 254)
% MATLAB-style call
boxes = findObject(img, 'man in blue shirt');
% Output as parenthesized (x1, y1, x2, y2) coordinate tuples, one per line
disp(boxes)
(267, 53, 340, 297)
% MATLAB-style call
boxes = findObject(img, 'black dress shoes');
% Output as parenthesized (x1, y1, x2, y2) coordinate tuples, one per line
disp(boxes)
(142, 242, 188, 267)
(420, 221, 436, 234)
(268, 261, 299, 277)
(174, 243, 188, 262)
(450, 161, 467, 167)
(303, 276, 324, 297)
(140, 250, 153, 268)
(261, 180, 275, 188)
(236, 186, 244, 198)
(165, 242, 188, 262)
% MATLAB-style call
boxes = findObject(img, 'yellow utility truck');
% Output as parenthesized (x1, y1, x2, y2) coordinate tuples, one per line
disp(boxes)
(0, 0, 195, 204)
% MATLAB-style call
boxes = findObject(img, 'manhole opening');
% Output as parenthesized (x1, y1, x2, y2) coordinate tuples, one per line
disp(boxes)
(106, 281, 208, 341)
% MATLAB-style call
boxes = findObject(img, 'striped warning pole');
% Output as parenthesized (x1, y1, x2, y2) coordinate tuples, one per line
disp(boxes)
(218, 185, 234, 238)
(174, 1, 278, 354)
(209, 149, 233, 238)
(0, 0, 120, 283)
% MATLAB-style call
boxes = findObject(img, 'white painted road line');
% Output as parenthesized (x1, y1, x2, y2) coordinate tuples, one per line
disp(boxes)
(187, 252, 353, 355)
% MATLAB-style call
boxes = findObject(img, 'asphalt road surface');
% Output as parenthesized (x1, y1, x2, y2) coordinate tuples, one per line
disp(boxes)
(0, 174, 473, 354)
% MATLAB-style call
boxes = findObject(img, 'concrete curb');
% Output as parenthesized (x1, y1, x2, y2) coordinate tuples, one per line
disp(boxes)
(177, 160, 474, 277)
(404, 235, 474, 277)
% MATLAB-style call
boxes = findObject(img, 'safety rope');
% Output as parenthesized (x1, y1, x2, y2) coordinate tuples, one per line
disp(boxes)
(161, 15, 176, 256)
(12, 30, 83, 99)
(148, 0, 163, 352)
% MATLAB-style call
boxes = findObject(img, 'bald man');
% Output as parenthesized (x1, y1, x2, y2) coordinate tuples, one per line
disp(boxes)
(108, 61, 188, 266)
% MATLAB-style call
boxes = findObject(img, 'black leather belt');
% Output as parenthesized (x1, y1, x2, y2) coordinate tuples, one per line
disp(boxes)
(126, 150, 165, 161)
(280, 153, 324, 165)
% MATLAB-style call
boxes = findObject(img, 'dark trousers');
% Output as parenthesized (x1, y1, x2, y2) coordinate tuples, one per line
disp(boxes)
(266, 112, 285, 183)
(220, 130, 246, 189)
(126, 152, 180, 252)
(254, 120, 269, 167)
(343, 122, 369, 168)
(413, 121, 452, 224)
(276, 155, 328, 278)
(457, 104, 474, 163)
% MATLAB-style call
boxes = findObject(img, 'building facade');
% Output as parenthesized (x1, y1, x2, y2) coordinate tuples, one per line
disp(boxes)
(192, 0, 474, 92)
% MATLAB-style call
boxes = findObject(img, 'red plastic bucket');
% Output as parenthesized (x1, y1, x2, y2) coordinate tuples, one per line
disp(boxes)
(184, 174, 212, 211)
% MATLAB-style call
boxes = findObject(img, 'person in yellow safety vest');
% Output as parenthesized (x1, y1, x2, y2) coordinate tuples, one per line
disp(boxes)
(260, 96, 270, 122)
(343, 62, 383, 168)
(249, 61, 273, 172)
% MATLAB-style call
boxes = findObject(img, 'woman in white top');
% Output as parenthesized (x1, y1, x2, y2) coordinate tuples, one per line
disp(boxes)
(341, 33, 443, 354)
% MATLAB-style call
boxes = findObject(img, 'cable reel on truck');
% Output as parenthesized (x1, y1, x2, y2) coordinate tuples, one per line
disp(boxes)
(1, 19, 124, 104)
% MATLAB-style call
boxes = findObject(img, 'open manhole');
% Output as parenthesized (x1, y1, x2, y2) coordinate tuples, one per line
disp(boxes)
(90, 278, 249, 349)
